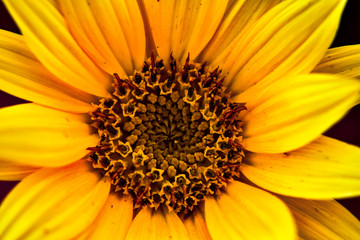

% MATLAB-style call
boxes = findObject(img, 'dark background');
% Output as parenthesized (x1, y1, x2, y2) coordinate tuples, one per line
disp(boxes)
(0, 0, 359, 219)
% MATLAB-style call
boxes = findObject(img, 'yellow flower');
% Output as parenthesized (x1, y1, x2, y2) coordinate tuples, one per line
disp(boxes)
(0, 0, 360, 239)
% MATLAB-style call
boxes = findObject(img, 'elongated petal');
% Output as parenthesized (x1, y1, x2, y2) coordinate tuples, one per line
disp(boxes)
(235, 74, 360, 153)
(76, 194, 133, 240)
(0, 30, 94, 113)
(242, 136, 360, 199)
(280, 196, 360, 240)
(200, 0, 282, 65)
(0, 161, 110, 240)
(57, 0, 124, 75)
(205, 181, 296, 240)
(0, 103, 98, 167)
(3, 0, 111, 96)
(142, 0, 227, 64)
(313, 45, 360, 78)
(59, 0, 145, 75)
(183, 207, 212, 240)
(216, 0, 346, 93)
(0, 160, 40, 181)
(126, 207, 190, 240)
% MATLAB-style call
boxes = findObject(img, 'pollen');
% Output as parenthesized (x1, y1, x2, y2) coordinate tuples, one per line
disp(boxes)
(87, 53, 246, 214)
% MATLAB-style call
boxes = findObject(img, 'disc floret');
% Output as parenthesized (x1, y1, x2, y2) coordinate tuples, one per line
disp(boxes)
(88, 54, 246, 214)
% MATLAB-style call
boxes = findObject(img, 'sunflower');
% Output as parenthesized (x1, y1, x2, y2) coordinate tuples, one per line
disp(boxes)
(0, 0, 360, 239)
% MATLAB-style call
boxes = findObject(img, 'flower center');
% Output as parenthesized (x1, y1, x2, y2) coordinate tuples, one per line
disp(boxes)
(87, 54, 246, 214)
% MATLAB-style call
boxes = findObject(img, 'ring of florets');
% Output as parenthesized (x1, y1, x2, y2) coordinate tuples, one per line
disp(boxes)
(87, 53, 246, 214)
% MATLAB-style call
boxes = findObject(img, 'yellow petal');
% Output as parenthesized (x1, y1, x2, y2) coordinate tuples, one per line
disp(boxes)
(313, 45, 360, 78)
(0, 160, 40, 181)
(142, 0, 227, 64)
(0, 103, 99, 167)
(280, 196, 360, 240)
(126, 207, 190, 240)
(3, 0, 111, 97)
(76, 193, 133, 240)
(200, 0, 282, 67)
(235, 74, 360, 153)
(0, 161, 110, 240)
(216, 0, 346, 93)
(242, 135, 360, 199)
(59, 0, 145, 74)
(0, 29, 94, 113)
(57, 0, 124, 75)
(183, 207, 211, 240)
(205, 181, 296, 240)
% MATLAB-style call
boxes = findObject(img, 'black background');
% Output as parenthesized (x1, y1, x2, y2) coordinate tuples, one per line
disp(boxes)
(0, 0, 359, 220)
